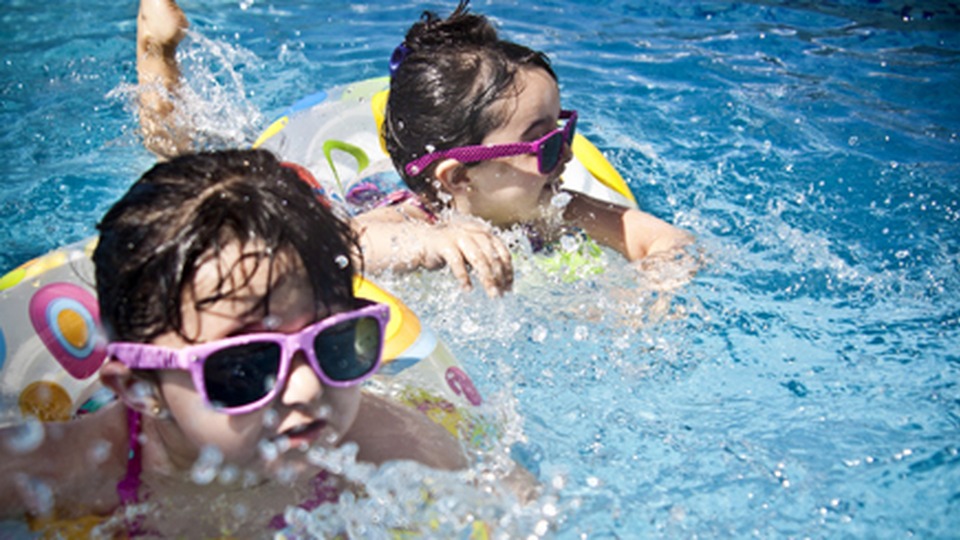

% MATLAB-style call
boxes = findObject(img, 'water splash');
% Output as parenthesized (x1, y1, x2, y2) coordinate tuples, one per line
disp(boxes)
(281, 443, 561, 539)
(108, 30, 265, 153)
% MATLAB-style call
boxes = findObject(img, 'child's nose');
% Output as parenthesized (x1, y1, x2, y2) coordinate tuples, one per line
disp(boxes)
(279, 352, 323, 407)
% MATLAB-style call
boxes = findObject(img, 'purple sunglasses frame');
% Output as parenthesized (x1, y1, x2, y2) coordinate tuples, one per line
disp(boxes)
(106, 300, 390, 415)
(405, 110, 578, 177)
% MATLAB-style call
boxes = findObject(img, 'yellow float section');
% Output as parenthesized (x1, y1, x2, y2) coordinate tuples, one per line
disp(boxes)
(0, 238, 97, 292)
(253, 115, 289, 149)
(353, 275, 420, 363)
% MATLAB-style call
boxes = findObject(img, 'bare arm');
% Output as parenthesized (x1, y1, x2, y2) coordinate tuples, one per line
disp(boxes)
(563, 190, 693, 261)
(348, 393, 468, 470)
(136, 0, 191, 159)
(354, 202, 514, 297)
(0, 404, 127, 520)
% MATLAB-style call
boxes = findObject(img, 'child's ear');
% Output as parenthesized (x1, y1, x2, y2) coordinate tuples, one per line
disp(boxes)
(434, 158, 472, 195)
(100, 360, 167, 418)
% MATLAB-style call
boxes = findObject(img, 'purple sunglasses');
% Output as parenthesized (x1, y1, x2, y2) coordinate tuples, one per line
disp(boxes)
(107, 300, 390, 415)
(405, 110, 578, 177)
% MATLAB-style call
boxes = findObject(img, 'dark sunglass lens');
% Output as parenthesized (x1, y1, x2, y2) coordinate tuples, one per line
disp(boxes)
(314, 317, 381, 382)
(203, 342, 281, 409)
(540, 132, 564, 173)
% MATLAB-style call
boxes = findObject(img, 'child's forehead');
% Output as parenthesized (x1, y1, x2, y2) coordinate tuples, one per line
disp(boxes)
(189, 241, 312, 318)
(486, 68, 561, 140)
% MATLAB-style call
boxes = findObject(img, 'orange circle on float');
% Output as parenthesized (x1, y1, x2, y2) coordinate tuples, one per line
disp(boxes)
(19, 381, 73, 422)
(56, 308, 89, 350)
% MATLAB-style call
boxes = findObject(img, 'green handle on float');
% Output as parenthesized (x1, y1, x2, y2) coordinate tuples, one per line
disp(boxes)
(322, 139, 370, 194)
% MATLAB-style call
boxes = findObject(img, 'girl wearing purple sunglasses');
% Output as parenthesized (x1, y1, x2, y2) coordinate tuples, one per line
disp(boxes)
(0, 149, 466, 536)
(378, 1, 692, 263)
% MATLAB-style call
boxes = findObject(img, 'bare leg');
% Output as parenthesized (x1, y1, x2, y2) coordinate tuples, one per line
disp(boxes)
(137, 0, 190, 158)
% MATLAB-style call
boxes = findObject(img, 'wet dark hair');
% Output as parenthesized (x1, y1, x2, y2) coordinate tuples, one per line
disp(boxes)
(383, 0, 556, 204)
(94, 149, 358, 343)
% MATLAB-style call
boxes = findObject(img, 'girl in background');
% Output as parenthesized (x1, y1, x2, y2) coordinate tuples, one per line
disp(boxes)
(380, 1, 692, 263)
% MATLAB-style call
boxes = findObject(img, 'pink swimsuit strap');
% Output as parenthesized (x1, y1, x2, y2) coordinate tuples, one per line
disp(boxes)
(377, 189, 440, 224)
(117, 407, 143, 505)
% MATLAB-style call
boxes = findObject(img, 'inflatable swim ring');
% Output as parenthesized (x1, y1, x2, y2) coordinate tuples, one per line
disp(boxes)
(0, 237, 491, 449)
(254, 76, 638, 210)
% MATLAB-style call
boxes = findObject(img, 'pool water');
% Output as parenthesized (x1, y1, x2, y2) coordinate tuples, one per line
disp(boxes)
(2, 0, 959, 537)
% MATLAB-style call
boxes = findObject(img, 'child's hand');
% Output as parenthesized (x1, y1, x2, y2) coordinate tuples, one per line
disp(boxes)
(420, 217, 513, 297)
(354, 206, 513, 297)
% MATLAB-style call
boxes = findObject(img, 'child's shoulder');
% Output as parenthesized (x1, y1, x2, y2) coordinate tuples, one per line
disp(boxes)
(349, 392, 467, 470)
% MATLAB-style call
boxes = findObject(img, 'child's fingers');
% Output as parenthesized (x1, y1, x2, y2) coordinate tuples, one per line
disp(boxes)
(467, 234, 515, 296)
(455, 236, 502, 297)
(491, 235, 514, 291)
(459, 222, 513, 292)
(439, 244, 474, 292)
(435, 220, 514, 296)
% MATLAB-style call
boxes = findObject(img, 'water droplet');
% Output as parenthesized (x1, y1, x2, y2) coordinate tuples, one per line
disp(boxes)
(191, 445, 224, 485)
(262, 314, 281, 330)
(276, 462, 298, 484)
(323, 430, 340, 445)
(550, 475, 566, 490)
(274, 436, 292, 454)
(550, 191, 572, 209)
(559, 234, 579, 252)
(259, 439, 279, 462)
(218, 464, 239, 485)
(461, 318, 480, 334)
(530, 325, 547, 343)
(4, 419, 44, 453)
(87, 439, 112, 465)
(262, 408, 279, 428)
(13, 474, 53, 514)
(314, 404, 332, 420)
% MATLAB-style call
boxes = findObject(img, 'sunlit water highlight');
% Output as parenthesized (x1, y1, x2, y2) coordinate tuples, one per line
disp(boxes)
(1, 1, 958, 537)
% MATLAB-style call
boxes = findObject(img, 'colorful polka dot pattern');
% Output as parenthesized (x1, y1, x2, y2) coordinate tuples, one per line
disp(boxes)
(28, 282, 106, 380)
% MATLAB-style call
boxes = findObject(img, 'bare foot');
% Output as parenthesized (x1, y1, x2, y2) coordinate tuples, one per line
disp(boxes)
(138, 0, 189, 53)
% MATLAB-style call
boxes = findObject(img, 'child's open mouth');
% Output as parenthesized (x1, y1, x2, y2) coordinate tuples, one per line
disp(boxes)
(280, 419, 328, 448)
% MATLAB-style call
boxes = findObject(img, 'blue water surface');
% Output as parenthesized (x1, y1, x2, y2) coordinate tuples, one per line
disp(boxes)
(1, 1, 959, 538)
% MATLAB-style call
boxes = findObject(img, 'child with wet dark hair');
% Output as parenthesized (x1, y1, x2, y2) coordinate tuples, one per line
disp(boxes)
(0, 148, 465, 536)
(380, 1, 691, 262)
